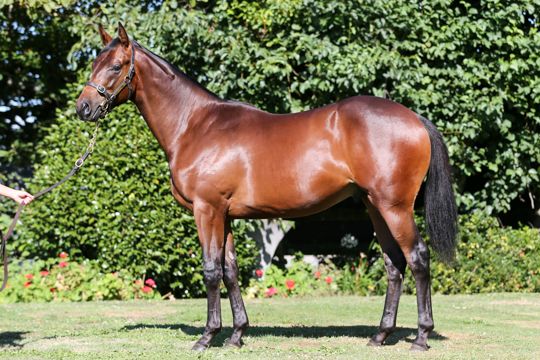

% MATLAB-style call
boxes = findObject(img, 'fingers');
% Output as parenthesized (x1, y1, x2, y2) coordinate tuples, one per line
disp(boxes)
(16, 191, 34, 205)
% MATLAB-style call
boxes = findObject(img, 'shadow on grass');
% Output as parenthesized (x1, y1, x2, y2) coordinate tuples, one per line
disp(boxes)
(121, 324, 447, 346)
(0, 331, 28, 349)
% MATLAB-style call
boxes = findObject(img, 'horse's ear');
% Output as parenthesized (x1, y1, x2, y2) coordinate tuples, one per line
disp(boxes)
(118, 22, 130, 48)
(98, 24, 112, 46)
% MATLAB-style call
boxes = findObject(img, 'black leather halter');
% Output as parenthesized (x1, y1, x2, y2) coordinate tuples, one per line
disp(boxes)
(85, 42, 136, 118)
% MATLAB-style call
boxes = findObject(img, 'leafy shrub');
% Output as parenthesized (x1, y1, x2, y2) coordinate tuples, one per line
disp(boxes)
(247, 213, 540, 298)
(0, 251, 160, 303)
(9, 0, 540, 300)
(429, 213, 540, 293)
(334, 251, 386, 296)
(365, 212, 540, 295)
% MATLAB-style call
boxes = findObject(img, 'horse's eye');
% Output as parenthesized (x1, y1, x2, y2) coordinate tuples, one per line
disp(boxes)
(112, 64, 121, 72)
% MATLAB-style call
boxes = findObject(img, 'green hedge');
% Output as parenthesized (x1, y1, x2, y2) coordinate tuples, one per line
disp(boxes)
(428, 213, 540, 293)
(381, 213, 540, 294)
(248, 213, 540, 297)
(7, 0, 540, 299)
(366, 213, 540, 295)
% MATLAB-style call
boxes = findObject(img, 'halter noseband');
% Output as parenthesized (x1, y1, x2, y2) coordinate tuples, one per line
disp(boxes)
(85, 42, 136, 119)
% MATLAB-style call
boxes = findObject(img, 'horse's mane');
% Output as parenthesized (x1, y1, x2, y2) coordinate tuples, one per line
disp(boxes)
(133, 40, 221, 100)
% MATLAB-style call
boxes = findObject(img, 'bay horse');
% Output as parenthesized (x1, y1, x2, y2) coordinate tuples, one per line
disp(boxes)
(76, 23, 457, 351)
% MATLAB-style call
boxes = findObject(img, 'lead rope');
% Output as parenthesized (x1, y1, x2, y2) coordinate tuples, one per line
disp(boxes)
(0, 119, 101, 291)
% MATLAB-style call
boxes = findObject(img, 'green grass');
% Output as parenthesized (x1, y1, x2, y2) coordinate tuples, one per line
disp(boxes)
(0, 293, 539, 359)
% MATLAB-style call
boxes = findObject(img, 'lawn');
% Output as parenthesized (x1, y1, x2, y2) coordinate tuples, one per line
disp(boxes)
(0, 293, 539, 359)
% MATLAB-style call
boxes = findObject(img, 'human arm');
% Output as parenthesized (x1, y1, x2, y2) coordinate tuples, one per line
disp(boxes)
(0, 184, 34, 205)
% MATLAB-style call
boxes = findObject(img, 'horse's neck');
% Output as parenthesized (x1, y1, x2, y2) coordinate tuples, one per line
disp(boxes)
(132, 47, 220, 160)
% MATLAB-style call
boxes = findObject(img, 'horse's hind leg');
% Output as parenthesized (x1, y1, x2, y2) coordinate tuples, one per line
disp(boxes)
(222, 221, 249, 347)
(363, 199, 406, 346)
(376, 202, 434, 351)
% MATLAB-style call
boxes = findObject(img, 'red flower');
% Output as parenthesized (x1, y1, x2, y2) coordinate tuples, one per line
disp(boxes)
(23, 281, 31, 288)
(24, 273, 34, 280)
(325, 276, 333, 284)
(314, 271, 321, 279)
(59, 252, 68, 259)
(40, 270, 49, 277)
(145, 278, 156, 288)
(59, 261, 68, 268)
(285, 279, 295, 290)
(142, 286, 153, 293)
(255, 269, 264, 278)
(264, 287, 277, 297)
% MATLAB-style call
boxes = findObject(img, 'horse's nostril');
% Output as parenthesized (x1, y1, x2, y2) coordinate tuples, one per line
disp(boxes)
(82, 102, 91, 116)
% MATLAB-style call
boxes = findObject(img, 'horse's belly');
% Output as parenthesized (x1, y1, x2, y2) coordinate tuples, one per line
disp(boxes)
(227, 174, 357, 219)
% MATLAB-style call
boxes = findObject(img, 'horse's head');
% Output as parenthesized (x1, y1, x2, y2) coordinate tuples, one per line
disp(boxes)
(76, 23, 136, 121)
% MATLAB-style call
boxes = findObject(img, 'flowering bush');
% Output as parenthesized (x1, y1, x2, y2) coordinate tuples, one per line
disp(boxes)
(245, 254, 343, 298)
(0, 252, 161, 303)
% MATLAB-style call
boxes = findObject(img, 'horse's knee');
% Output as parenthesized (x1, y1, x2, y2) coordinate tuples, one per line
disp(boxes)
(203, 261, 223, 288)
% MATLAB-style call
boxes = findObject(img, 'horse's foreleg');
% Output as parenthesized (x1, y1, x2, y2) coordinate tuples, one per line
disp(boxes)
(364, 200, 406, 346)
(222, 222, 249, 347)
(192, 202, 226, 351)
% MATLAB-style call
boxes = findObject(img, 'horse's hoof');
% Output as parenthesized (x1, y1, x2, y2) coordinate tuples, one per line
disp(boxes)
(367, 338, 383, 347)
(410, 342, 429, 351)
(224, 337, 244, 348)
(191, 342, 209, 352)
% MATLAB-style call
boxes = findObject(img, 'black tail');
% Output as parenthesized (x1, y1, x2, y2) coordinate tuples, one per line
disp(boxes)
(418, 115, 458, 264)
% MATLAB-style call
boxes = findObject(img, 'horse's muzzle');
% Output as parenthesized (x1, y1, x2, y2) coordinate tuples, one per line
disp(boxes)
(76, 100, 103, 122)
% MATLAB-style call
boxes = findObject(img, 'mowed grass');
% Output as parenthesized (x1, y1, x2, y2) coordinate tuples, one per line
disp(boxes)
(0, 293, 539, 359)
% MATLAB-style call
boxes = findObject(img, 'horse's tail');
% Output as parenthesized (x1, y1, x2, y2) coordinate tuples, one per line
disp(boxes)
(418, 115, 458, 264)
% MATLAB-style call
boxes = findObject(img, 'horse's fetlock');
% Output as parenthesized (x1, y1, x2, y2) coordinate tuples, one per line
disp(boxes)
(380, 323, 395, 334)
(206, 324, 222, 335)
(234, 317, 249, 330)
(419, 319, 434, 332)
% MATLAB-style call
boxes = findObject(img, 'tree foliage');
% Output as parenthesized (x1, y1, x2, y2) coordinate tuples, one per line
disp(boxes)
(0, 2, 77, 178)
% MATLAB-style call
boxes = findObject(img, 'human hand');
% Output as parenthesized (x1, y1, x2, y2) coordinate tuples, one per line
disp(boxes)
(8, 189, 34, 205)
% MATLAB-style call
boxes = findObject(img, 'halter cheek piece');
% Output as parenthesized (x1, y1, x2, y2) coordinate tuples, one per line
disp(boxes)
(85, 42, 136, 118)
